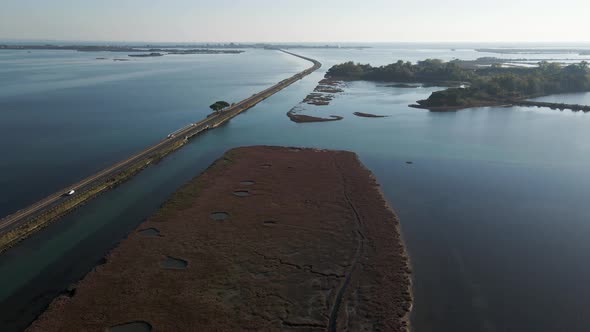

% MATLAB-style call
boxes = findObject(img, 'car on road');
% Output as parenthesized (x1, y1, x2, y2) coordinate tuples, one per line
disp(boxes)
(64, 190, 75, 196)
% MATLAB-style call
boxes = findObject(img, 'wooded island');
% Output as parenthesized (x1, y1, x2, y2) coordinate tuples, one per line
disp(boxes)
(326, 59, 590, 111)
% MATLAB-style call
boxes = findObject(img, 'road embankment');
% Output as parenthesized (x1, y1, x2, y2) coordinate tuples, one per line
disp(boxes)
(0, 50, 321, 253)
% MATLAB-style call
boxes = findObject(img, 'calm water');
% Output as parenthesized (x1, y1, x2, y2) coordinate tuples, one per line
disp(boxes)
(0, 49, 308, 217)
(1, 44, 590, 331)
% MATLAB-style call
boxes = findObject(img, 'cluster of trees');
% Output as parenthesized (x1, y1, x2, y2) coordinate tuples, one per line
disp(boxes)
(474, 61, 590, 96)
(209, 100, 230, 112)
(421, 61, 590, 107)
(327, 60, 590, 107)
(326, 59, 473, 83)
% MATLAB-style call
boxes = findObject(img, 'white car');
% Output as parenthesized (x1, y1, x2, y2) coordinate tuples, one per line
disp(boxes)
(65, 190, 75, 196)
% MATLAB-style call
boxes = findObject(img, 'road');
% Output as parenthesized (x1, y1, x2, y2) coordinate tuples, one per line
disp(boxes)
(0, 50, 321, 237)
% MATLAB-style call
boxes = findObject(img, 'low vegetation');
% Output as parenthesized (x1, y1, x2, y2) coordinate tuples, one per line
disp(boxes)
(327, 59, 473, 83)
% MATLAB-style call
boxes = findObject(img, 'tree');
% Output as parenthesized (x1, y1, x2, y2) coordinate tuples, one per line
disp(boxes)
(209, 101, 230, 112)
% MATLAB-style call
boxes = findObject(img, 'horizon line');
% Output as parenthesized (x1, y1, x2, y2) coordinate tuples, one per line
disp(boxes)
(1, 38, 590, 45)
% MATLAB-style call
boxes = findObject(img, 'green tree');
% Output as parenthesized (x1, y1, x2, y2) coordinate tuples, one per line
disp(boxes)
(209, 101, 230, 112)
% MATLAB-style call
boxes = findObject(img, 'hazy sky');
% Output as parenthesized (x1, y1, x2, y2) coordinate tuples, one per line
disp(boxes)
(1, 0, 589, 43)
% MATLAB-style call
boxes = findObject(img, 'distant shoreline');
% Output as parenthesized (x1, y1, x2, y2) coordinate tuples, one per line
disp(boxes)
(0, 43, 370, 52)
(0, 44, 245, 55)
(477, 48, 590, 55)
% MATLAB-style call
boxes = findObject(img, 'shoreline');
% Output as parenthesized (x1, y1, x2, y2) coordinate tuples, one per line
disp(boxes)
(410, 99, 590, 112)
(364, 161, 414, 331)
(27, 146, 412, 331)
(409, 101, 511, 112)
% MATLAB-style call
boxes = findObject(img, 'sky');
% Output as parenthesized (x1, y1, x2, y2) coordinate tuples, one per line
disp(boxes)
(1, 0, 589, 43)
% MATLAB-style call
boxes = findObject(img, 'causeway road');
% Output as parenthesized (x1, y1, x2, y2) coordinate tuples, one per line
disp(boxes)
(0, 50, 321, 238)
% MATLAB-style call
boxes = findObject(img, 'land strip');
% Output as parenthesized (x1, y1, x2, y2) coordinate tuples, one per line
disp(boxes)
(0, 43, 370, 52)
(287, 111, 344, 123)
(0, 50, 321, 253)
(27, 146, 412, 332)
(476, 48, 590, 55)
(410, 100, 590, 112)
(353, 112, 389, 118)
(0, 44, 244, 54)
(511, 100, 590, 112)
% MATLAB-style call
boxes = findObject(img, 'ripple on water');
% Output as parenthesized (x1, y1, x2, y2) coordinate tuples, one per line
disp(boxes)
(108, 321, 152, 332)
(240, 180, 255, 186)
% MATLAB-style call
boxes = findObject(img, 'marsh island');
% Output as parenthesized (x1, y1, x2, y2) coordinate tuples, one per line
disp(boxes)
(28, 146, 412, 331)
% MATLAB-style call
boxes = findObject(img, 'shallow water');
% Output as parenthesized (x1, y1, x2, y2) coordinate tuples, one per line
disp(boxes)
(1, 44, 590, 331)
(160, 256, 188, 269)
(209, 212, 230, 221)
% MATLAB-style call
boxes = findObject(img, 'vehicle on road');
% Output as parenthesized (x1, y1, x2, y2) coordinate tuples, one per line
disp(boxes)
(64, 190, 75, 196)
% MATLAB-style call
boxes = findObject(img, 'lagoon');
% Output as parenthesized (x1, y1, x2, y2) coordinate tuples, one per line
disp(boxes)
(1, 44, 590, 331)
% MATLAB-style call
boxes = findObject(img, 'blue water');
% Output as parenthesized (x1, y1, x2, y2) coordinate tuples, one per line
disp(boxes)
(0, 49, 308, 217)
(1, 45, 590, 331)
